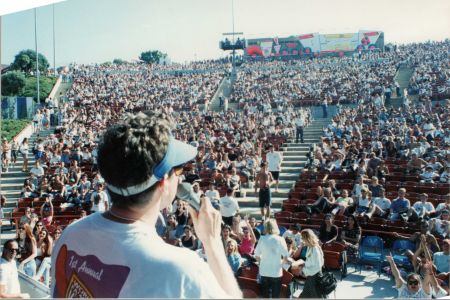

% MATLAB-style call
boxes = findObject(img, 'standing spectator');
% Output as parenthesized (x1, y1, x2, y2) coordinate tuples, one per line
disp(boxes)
(255, 162, 274, 220)
(254, 219, 290, 298)
(10, 139, 18, 165)
(1, 138, 11, 172)
(219, 189, 239, 226)
(299, 229, 325, 298)
(321, 98, 328, 118)
(294, 114, 305, 143)
(0, 240, 30, 298)
(0, 194, 5, 230)
(266, 145, 282, 192)
(19, 138, 29, 172)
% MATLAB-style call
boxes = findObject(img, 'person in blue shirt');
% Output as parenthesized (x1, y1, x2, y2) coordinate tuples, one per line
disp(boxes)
(390, 188, 415, 221)
(226, 239, 243, 275)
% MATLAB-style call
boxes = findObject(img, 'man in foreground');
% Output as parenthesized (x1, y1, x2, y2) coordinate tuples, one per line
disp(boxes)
(0, 240, 30, 298)
(51, 112, 241, 298)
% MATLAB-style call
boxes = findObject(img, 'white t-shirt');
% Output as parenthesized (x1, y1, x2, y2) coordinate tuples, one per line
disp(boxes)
(90, 191, 109, 213)
(358, 198, 371, 209)
(219, 196, 239, 218)
(51, 213, 230, 298)
(413, 202, 435, 213)
(254, 234, 289, 278)
(205, 189, 220, 201)
(436, 203, 450, 212)
(30, 166, 45, 177)
(433, 251, 450, 273)
(0, 258, 21, 295)
(397, 283, 430, 299)
(282, 230, 302, 248)
(373, 197, 391, 210)
(266, 152, 282, 172)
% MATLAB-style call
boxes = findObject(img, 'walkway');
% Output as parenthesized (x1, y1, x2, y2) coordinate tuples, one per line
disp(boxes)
(238, 106, 337, 218)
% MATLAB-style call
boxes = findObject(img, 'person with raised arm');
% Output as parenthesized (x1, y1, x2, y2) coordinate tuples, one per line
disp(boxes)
(51, 112, 241, 298)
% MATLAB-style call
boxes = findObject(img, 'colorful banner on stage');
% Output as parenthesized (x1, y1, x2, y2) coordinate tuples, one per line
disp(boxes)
(244, 30, 383, 57)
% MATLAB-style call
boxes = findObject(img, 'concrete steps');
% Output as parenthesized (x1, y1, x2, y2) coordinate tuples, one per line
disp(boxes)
(1, 128, 55, 214)
(236, 114, 334, 220)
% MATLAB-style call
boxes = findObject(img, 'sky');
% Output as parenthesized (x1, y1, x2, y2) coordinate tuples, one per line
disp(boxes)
(2, 0, 450, 66)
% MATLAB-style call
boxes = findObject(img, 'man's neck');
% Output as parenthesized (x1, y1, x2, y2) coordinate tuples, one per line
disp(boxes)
(106, 201, 159, 226)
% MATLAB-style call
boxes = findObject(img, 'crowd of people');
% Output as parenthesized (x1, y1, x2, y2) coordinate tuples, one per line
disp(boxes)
(1, 39, 449, 298)
(407, 41, 450, 100)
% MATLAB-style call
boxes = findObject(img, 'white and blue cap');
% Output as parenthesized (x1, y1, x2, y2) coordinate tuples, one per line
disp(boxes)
(107, 136, 197, 196)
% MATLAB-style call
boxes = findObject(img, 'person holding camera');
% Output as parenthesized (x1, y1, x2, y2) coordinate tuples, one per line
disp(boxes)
(51, 112, 241, 298)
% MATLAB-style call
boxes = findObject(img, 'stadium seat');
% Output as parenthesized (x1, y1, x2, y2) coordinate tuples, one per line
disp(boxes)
(391, 239, 416, 270)
(359, 236, 384, 276)
(322, 242, 347, 280)
(239, 264, 259, 279)
(238, 277, 260, 298)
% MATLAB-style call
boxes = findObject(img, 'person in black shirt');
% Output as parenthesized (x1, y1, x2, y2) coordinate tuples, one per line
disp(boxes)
(184, 168, 200, 184)
(318, 214, 339, 245)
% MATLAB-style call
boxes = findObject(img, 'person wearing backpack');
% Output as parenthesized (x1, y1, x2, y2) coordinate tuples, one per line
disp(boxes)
(299, 229, 325, 298)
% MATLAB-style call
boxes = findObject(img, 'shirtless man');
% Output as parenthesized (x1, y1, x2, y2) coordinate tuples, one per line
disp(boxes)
(255, 162, 274, 220)
(1, 138, 11, 172)
(407, 153, 427, 175)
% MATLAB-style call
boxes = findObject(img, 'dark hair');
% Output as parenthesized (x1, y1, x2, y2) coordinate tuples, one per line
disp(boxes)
(346, 215, 361, 229)
(98, 112, 173, 208)
(285, 236, 293, 245)
(2, 239, 18, 259)
(222, 225, 232, 231)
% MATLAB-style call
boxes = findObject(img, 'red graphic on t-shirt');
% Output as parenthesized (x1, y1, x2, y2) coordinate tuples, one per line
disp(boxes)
(53, 245, 130, 298)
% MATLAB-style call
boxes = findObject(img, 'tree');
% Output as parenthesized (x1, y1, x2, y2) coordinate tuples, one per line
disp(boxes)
(22, 76, 56, 102)
(113, 58, 128, 65)
(1, 71, 26, 96)
(10, 49, 50, 73)
(139, 50, 167, 64)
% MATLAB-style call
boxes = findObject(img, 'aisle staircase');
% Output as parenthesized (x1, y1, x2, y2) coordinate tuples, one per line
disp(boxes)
(238, 110, 334, 218)
(388, 65, 416, 108)
(1, 127, 55, 229)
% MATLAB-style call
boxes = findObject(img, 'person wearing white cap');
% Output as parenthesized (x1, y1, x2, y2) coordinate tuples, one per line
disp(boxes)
(51, 112, 241, 298)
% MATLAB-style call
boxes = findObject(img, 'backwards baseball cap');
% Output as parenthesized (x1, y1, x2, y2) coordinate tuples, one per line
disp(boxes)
(107, 136, 197, 196)
(292, 224, 301, 231)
